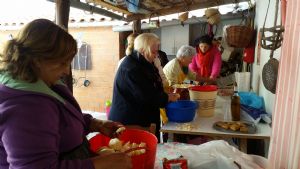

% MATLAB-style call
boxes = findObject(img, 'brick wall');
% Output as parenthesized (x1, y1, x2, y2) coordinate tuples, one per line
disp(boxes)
(70, 27, 119, 112)
(0, 26, 119, 113)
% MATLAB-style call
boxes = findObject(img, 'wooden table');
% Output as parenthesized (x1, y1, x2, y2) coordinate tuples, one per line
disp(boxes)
(160, 97, 272, 153)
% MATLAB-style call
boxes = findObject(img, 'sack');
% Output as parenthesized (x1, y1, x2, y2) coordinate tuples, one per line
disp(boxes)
(234, 72, 250, 92)
(241, 104, 271, 124)
(178, 140, 268, 169)
(238, 92, 264, 109)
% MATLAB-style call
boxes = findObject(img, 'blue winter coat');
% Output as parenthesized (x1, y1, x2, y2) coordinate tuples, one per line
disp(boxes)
(109, 50, 168, 136)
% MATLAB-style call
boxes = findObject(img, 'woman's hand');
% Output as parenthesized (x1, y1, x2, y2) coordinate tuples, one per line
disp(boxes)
(92, 152, 132, 169)
(90, 119, 125, 138)
(196, 75, 216, 85)
(168, 93, 180, 102)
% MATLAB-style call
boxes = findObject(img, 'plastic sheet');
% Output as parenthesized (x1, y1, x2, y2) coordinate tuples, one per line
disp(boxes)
(177, 140, 268, 169)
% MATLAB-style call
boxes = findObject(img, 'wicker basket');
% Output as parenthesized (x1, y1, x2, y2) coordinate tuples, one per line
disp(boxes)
(205, 8, 219, 17)
(207, 13, 221, 25)
(260, 26, 284, 50)
(205, 8, 221, 25)
(226, 25, 254, 48)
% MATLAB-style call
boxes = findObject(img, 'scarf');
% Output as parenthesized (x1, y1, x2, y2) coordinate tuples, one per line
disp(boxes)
(197, 48, 214, 78)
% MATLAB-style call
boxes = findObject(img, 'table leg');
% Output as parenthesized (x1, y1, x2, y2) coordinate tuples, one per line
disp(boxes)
(240, 138, 247, 153)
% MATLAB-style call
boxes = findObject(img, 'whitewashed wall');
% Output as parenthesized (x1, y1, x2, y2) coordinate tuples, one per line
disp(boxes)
(254, 0, 281, 114)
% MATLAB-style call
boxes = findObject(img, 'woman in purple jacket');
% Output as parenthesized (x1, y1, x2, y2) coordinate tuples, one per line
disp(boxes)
(0, 19, 131, 169)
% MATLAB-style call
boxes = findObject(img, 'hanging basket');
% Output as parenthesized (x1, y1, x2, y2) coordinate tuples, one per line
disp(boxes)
(205, 8, 221, 25)
(207, 13, 221, 25)
(260, 25, 284, 50)
(205, 8, 219, 17)
(226, 25, 254, 48)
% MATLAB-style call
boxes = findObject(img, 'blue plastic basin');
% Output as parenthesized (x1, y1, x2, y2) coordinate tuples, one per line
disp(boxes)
(166, 100, 197, 123)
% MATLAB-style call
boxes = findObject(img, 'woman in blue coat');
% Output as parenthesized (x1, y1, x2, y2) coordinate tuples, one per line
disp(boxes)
(109, 33, 179, 139)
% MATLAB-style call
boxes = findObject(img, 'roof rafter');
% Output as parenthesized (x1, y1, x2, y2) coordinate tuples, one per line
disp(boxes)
(47, 0, 127, 21)
(87, 0, 131, 15)
(126, 0, 248, 21)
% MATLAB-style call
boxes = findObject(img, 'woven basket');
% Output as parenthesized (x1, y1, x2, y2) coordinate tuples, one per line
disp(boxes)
(205, 8, 219, 17)
(226, 25, 254, 48)
(260, 26, 284, 50)
(205, 8, 221, 25)
(207, 14, 221, 25)
(179, 12, 189, 22)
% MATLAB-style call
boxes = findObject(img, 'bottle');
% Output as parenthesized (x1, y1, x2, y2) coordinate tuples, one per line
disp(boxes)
(231, 83, 240, 121)
(105, 100, 112, 118)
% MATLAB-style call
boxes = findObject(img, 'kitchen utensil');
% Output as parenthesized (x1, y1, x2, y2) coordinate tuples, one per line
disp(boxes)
(260, 0, 283, 94)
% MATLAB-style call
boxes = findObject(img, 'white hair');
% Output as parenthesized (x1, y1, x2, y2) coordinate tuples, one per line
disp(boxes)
(134, 33, 159, 56)
(176, 45, 196, 59)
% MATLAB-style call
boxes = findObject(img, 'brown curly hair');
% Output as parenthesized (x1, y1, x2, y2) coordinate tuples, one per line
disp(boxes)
(0, 19, 77, 82)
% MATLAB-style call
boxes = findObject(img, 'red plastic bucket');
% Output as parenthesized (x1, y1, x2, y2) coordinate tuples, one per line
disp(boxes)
(189, 85, 218, 91)
(89, 129, 158, 169)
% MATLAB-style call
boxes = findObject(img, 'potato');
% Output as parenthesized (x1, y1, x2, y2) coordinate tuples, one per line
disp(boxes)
(116, 127, 125, 134)
(139, 142, 146, 148)
(108, 138, 123, 151)
(96, 146, 115, 154)
(120, 141, 131, 152)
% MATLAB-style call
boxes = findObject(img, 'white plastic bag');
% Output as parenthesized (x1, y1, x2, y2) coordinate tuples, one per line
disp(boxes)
(235, 72, 251, 92)
(177, 140, 267, 169)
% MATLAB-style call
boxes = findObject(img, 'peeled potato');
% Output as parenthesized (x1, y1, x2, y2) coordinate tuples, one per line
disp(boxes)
(120, 141, 131, 152)
(116, 127, 125, 134)
(139, 142, 146, 147)
(96, 146, 115, 154)
(108, 138, 123, 151)
(131, 143, 137, 149)
(127, 149, 146, 156)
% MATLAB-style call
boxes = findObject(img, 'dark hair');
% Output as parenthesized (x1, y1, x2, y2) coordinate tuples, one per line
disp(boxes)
(194, 34, 213, 47)
(0, 19, 77, 82)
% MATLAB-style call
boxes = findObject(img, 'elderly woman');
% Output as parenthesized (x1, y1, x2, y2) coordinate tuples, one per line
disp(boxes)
(109, 33, 179, 139)
(0, 19, 131, 169)
(163, 45, 199, 86)
(189, 34, 222, 80)
(118, 33, 168, 88)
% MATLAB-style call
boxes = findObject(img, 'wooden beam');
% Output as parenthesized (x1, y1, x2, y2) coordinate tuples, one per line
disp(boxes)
(119, 31, 131, 59)
(132, 19, 141, 34)
(55, 0, 70, 29)
(143, 0, 163, 9)
(55, 0, 73, 92)
(87, 0, 131, 15)
(161, 0, 174, 6)
(126, 0, 248, 21)
(48, 0, 127, 21)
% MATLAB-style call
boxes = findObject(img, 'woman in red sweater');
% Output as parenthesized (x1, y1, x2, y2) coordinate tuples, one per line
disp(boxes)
(189, 35, 222, 83)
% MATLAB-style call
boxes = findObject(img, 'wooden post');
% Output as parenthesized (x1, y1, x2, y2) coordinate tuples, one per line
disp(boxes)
(55, 0, 73, 93)
(132, 19, 141, 34)
(119, 32, 131, 59)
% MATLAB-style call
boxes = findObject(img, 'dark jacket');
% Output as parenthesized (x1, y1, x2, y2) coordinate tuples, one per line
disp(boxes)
(158, 50, 169, 67)
(109, 50, 168, 134)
